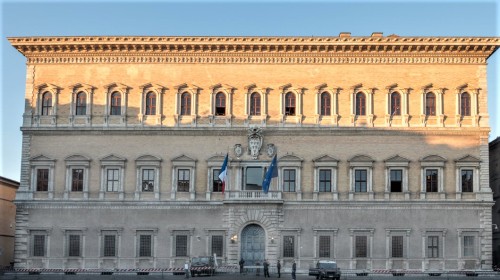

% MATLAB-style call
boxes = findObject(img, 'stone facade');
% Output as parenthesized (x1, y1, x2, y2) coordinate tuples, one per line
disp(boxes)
(8, 34, 500, 271)
(0, 176, 19, 267)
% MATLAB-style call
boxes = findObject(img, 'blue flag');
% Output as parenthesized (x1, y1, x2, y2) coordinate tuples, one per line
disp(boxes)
(262, 155, 278, 193)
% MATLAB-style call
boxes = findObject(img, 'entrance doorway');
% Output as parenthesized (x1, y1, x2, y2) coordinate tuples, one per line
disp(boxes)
(240, 224, 265, 266)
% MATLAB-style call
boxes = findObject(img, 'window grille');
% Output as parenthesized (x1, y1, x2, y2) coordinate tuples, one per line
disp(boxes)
(211, 235, 223, 257)
(355, 236, 367, 258)
(283, 236, 295, 258)
(392, 236, 403, 258)
(139, 234, 152, 257)
(33, 235, 45, 257)
(176, 235, 188, 257)
(319, 236, 331, 258)
(103, 235, 116, 257)
(68, 235, 81, 257)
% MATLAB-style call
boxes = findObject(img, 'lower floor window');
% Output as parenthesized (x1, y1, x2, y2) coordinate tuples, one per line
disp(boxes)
(33, 235, 46, 257)
(355, 235, 368, 258)
(427, 236, 439, 258)
(176, 235, 188, 256)
(68, 235, 81, 257)
(139, 234, 152, 257)
(391, 236, 403, 258)
(463, 236, 475, 257)
(103, 235, 116, 257)
(283, 236, 295, 258)
(319, 236, 331, 258)
(211, 235, 223, 257)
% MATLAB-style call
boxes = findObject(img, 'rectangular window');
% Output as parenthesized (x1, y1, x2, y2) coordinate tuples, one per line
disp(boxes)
(213, 169, 223, 192)
(427, 236, 439, 258)
(68, 234, 81, 257)
(178, 169, 190, 192)
(106, 169, 119, 192)
(283, 236, 295, 258)
(211, 235, 223, 257)
(245, 167, 264, 191)
(390, 169, 402, 192)
(461, 169, 473, 192)
(36, 169, 49, 191)
(463, 236, 475, 257)
(139, 234, 152, 257)
(33, 235, 46, 257)
(71, 169, 84, 192)
(141, 169, 155, 192)
(354, 169, 367, 192)
(319, 169, 332, 192)
(355, 236, 367, 258)
(103, 235, 116, 257)
(283, 169, 296, 192)
(426, 169, 438, 192)
(391, 236, 404, 258)
(176, 235, 188, 257)
(319, 236, 331, 258)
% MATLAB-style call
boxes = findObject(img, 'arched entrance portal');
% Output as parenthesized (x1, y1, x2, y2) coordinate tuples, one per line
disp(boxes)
(240, 224, 265, 266)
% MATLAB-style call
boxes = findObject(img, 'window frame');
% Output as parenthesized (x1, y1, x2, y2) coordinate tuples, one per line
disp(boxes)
(278, 155, 303, 195)
(313, 228, 338, 260)
(355, 92, 366, 116)
(145, 91, 157, 116)
(64, 155, 91, 199)
(75, 91, 87, 116)
(390, 92, 401, 116)
(64, 229, 86, 258)
(250, 92, 262, 116)
(135, 229, 157, 258)
(420, 155, 446, 196)
(100, 229, 122, 258)
(110, 91, 122, 116)
(313, 155, 338, 199)
(422, 229, 446, 260)
(425, 92, 436, 116)
(457, 229, 480, 259)
(41, 91, 53, 116)
(29, 229, 51, 258)
(455, 155, 480, 195)
(320, 91, 331, 116)
(460, 92, 471, 117)
(350, 229, 374, 260)
(349, 155, 374, 196)
(171, 155, 196, 199)
(135, 155, 162, 200)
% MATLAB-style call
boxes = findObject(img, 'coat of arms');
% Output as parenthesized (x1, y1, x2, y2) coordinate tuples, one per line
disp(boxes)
(247, 127, 263, 159)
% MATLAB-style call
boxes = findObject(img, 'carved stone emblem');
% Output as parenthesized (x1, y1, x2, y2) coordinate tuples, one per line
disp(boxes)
(234, 144, 243, 158)
(266, 144, 276, 157)
(247, 127, 263, 159)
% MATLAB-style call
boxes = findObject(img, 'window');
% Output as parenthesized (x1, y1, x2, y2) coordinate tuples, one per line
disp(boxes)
(390, 169, 402, 192)
(213, 169, 223, 192)
(68, 234, 81, 257)
(461, 92, 471, 116)
(36, 169, 49, 191)
(355, 236, 367, 258)
(355, 169, 367, 192)
(284, 92, 296, 116)
(463, 236, 474, 257)
(103, 235, 116, 257)
(142, 169, 155, 192)
(178, 169, 190, 192)
(250, 92, 261, 116)
(211, 235, 223, 257)
(181, 92, 191, 115)
(41, 92, 53, 115)
(319, 236, 331, 258)
(390, 92, 401, 116)
(110, 92, 121, 115)
(244, 166, 264, 191)
(427, 236, 439, 258)
(425, 169, 438, 192)
(145, 91, 156, 115)
(355, 92, 366, 116)
(283, 236, 295, 258)
(71, 169, 84, 192)
(33, 235, 46, 257)
(461, 169, 473, 192)
(139, 234, 152, 257)
(283, 169, 296, 192)
(176, 235, 188, 257)
(215, 92, 226, 116)
(392, 236, 403, 258)
(425, 93, 436, 116)
(319, 169, 332, 192)
(106, 169, 119, 192)
(320, 92, 331, 116)
(75, 92, 87, 115)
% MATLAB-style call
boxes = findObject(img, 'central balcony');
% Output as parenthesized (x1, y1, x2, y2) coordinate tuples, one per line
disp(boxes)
(223, 191, 283, 203)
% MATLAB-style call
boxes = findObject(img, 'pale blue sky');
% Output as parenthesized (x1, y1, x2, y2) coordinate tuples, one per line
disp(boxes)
(1, 0, 499, 181)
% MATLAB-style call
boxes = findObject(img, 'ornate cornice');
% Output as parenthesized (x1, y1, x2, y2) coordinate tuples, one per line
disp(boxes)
(8, 36, 500, 65)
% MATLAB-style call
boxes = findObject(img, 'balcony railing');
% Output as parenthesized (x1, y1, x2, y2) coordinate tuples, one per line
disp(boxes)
(224, 191, 282, 201)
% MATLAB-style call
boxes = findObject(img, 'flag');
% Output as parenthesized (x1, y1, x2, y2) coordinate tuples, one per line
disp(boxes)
(218, 154, 228, 193)
(262, 155, 278, 194)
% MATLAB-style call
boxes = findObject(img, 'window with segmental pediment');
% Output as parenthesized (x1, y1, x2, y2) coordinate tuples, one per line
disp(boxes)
(454, 155, 480, 198)
(419, 155, 446, 198)
(313, 155, 338, 200)
(30, 154, 56, 198)
(348, 155, 374, 199)
(171, 154, 197, 200)
(99, 154, 126, 199)
(64, 154, 91, 199)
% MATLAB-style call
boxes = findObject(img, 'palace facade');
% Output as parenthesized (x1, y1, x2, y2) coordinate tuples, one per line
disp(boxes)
(8, 34, 500, 271)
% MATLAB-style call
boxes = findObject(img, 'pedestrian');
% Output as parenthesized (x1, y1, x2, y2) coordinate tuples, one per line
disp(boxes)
(184, 261, 190, 278)
(264, 259, 270, 278)
(276, 260, 281, 278)
(291, 260, 296, 280)
(239, 258, 245, 273)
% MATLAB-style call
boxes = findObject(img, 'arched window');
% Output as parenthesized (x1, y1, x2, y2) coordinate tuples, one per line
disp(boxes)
(75, 92, 87, 115)
(461, 92, 471, 116)
(285, 92, 296, 116)
(110, 91, 121, 115)
(41, 91, 52, 115)
(250, 92, 261, 116)
(425, 92, 436, 116)
(355, 92, 366, 116)
(390, 92, 401, 116)
(181, 92, 191, 115)
(215, 92, 226, 116)
(320, 92, 331, 116)
(145, 91, 156, 115)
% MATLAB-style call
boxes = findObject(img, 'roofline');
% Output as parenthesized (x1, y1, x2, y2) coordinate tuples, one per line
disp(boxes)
(0, 176, 20, 189)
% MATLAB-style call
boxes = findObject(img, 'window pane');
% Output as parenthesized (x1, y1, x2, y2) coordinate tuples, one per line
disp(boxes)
(139, 235, 152, 257)
(178, 169, 190, 192)
(426, 169, 438, 192)
(215, 92, 226, 116)
(390, 169, 402, 192)
(319, 236, 330, 258)
(320, 92, 331, 116)
(68, 235, 81, 257)
(427, 236, 439, 258)
(103, 235, 116, 257)
(283, 236, 295, 258)
(211, 235, 223, 257)
(37, 169, 49, 191)
(33, 235, 45, 257)
(146, 92, 156, 115)
(213, 169, 223, 192)
(110, 92, 121, 115)
(246, 167, 263, 190)
(461, 169, 473, 192)
(285, 92, 296, 116)
(176, 235, 188, 257)
(355, 169, 367, 192)
(355, 236, 367, 258)
(319, 169, 331, 192)
(142, 169, 155, 192)
(250, 92, 261, 116)
(391, 236, 403, 258)
(463, 236, 474, 257)
(283, 169, 296, 192)
(106, 169, 119, 192)
(71, 169, 84, 192)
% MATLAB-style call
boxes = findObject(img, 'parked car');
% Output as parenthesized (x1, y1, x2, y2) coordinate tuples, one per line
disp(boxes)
(190, 256, 215, 277)
(309, 260, 341, 280)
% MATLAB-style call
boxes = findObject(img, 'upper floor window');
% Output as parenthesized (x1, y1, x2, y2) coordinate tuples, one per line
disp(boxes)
(36, 169, 49, 191)
(461, 92, 471, 116)
(181, 92, 192, 115)
(106, 169, 120, 192)
(355, 92, 366, 116)
(41, 92, 53, 115)
(319, 169, 332, 192)
(425, 92, 436, 116)
(285, 92, 296, 116)
(390, 92, 401, 116)
(72, 169, 84, 192)
(178, 169, 190, 192)
(215, 92, 226, 116)
(390, 169, 402, 192)
(212, 169, 223, 192)
(145, 91, 156, 115)
(283, 169, 296, 192)
(320, 92, 331, 116)
(354, 169, 367, 192)
(461, 169, 473, 192)
(142, 169, 155, 192)
(250, 92, 261, 116)
(110, 92, 121, 115)
(425, 169, 438, 192)
(75, 92, 87, 115)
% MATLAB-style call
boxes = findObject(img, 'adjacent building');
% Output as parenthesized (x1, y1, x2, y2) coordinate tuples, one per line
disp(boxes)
(491, 137, 500, 267)
(8, 34, 500, 271)
(0, 176, 19, 268)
